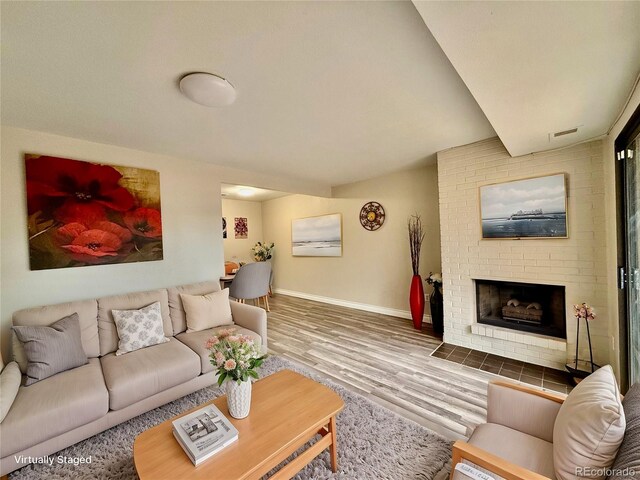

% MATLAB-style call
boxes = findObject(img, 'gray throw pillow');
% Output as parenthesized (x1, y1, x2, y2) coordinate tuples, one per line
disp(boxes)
(608, 383, 640, 479)
(12, 313, 88, 386)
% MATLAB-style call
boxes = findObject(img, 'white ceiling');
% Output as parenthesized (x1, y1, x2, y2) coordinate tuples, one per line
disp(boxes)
(414, 1, 640, 157)
(221, 184, 289, 202)
(4, 3, 638, 187)
(0, 1, 494, 188)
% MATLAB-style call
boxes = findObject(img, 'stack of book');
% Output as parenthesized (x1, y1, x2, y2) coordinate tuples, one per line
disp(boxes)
(172, 404, 239, 466)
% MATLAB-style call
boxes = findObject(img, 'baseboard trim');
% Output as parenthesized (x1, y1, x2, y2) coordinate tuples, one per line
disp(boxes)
(273, 288, 432, 323)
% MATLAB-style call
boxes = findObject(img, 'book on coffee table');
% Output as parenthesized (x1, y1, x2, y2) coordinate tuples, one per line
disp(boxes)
(171, 404, 238, 466)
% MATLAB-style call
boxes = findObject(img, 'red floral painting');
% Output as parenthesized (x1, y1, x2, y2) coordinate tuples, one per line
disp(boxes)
(25, 154, 163, 270)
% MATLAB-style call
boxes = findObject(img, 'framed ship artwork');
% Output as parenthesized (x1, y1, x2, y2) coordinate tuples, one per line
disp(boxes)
(25, 154, 163, 270)
(479, 173, 568, 240)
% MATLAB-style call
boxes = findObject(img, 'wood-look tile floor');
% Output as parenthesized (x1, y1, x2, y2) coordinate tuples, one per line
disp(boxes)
(265, 294, 499, 440)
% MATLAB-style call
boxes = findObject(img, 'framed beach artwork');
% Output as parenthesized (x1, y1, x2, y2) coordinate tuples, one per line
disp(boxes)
(292, 213, 342, 257)
(25, 154, 163, 270)
(479, 173, 568, 239)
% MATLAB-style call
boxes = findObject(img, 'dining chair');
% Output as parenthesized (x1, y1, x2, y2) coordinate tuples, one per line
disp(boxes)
(228, 262, 272, 311)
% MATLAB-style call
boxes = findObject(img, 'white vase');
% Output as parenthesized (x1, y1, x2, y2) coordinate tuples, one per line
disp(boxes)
(226, 379, 252, 419)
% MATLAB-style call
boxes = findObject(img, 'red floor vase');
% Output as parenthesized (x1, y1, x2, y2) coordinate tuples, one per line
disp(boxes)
(409, 275, 425, 330)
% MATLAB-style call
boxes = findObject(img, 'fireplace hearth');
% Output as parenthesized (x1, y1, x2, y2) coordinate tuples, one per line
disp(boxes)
(475, 279, 566, 339)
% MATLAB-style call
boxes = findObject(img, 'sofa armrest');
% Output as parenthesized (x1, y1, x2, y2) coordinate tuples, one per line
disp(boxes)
(451, 441, 552, 480)
(486, 381, 565, 443)
(229, 301, 268, 352)
(0, 361, 22, 424)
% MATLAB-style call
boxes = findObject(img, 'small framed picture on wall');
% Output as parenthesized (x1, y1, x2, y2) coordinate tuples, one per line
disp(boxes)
(234, 217, 248, 239)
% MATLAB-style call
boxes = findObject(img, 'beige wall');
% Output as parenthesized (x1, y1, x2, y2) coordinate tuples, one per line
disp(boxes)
(0, 126, 330, 361)
(262, 166, 441, 317)
(438, 137, 609, 370)
(603, 83, 640, 380)
(222, 199, 264, 264)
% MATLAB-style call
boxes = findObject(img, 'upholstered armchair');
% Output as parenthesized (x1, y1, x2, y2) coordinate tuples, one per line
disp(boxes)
(451, 381, 563, 480)
(451, 366, 637, 480)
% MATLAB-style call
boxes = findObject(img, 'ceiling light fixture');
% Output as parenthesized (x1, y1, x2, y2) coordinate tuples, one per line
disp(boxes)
(179, 72, 237, 107)
(238, 188, 254, 197)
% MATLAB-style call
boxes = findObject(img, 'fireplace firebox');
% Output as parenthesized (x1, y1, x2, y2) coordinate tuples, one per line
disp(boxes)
(475, 279, 566, 339)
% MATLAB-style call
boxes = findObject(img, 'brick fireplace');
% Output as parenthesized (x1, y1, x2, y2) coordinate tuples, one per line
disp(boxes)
(475, 279, 566, 339)
(437, 137, 610, 370)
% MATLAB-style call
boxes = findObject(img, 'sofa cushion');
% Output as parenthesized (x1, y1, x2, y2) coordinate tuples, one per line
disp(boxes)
(100, 338, 200, 410)
(608, 383, 640, 480)
(0, 358, 109, 457)
(176, 326, 262, 374)
(168, 281, 221, 335)
(98, 289, 172, 355)
(0, 362, 21, 423)
(112, 302, 169, 355)
(13, 313, 88, 385)
(181, 289, 233, 333)
(12, 299, 99, 372)
(553, 365, 625, 480)
(469, 423, 556, 479)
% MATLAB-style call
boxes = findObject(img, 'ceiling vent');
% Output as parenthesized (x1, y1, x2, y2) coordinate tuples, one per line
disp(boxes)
(549, 127, 580, 142)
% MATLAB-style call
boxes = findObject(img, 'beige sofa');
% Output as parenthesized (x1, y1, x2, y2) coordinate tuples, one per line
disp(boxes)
(0, 280, 267, 476)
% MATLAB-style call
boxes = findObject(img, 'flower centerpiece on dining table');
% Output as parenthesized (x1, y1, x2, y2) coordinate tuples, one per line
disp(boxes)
(207, 329, 267, 419)
(251, 241, 274, 262)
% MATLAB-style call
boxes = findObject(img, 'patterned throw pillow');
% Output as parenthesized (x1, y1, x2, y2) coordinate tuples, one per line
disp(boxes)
(112, 302, 169, 355)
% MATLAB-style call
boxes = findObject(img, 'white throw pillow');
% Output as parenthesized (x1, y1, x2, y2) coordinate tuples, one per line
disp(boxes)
(112, 302, 169, 355)
(0, 361, 21, 423)
(553, 365, 626, 480)
(180, 289, 233, 333)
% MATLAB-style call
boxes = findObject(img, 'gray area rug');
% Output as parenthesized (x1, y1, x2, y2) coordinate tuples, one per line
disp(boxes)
(9, 356, 452, 480)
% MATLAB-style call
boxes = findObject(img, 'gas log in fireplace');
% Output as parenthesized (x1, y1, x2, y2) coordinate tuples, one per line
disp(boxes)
(475, 279, 566, 339)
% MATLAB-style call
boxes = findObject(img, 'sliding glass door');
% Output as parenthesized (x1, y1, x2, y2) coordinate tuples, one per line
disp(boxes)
(623, 136, 640, 386)
(617, 105, 640, 390)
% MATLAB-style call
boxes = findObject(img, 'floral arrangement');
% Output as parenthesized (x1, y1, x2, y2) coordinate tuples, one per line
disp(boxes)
(251, 241, 275, 262)
(25, 154, 163, 270)
(426, 272, 442, 287)
(573, 303, 596, 321)
(408, 214, 425, 276)
(207, 328, 267, 386)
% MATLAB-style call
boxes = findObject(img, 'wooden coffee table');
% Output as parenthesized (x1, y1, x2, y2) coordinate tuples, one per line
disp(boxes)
(134, 369, 344, 479)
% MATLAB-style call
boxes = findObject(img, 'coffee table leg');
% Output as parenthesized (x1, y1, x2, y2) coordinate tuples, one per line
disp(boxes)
(328, 415, 338, 472)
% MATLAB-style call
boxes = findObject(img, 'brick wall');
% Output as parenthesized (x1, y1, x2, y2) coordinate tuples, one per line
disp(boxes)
(437, 137, 609, 370)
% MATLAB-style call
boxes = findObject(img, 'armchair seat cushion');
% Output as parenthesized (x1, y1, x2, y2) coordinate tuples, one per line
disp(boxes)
(0, 358, 109, 457)
(176, 326, 262, 374)
(100, 339, 200, 410)
(468, 423, 556, 479)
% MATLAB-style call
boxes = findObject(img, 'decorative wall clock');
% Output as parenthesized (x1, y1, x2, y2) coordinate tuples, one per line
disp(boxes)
(359, 202, 385, 231)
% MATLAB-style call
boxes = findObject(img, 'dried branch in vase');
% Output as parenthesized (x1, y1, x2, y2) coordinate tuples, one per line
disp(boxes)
(407, 214, 425, 276)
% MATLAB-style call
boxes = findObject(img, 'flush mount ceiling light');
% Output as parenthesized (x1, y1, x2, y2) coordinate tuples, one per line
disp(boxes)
(238, 188, 254, 197)
(179, 72, 236, 107)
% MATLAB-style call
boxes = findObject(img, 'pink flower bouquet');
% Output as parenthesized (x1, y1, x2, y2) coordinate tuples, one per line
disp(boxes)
(206, 328, 267, 386)
(573, 303, 596, 321)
